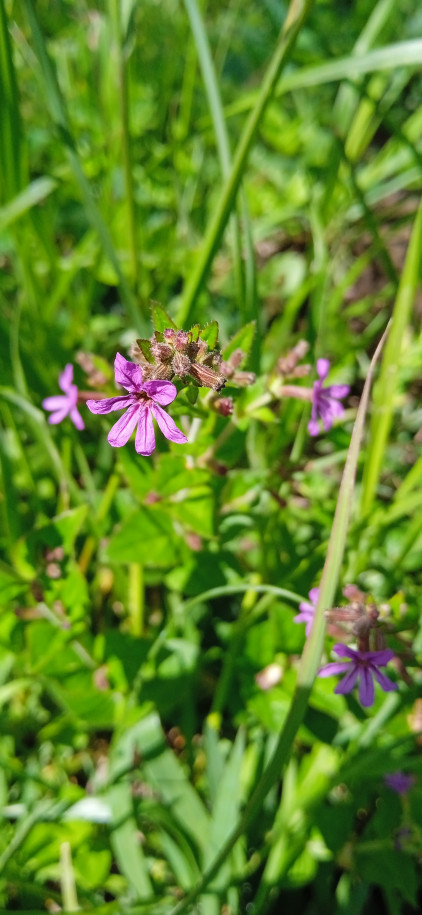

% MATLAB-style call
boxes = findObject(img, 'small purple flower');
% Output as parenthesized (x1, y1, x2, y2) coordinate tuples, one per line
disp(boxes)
(42, 364, 85, 430)
(319, 643, 397, 707)
(384, 772, 415, 795)
(308, 359, 349, 436)
(87, 353, 188, 456)
(294, 587, 319, 636)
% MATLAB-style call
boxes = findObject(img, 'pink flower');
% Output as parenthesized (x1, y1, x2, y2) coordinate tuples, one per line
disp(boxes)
(319, 644, 397, 707)
(42, 364, 84, 430)
(294, 587, 319, 636)
(308, 359, 349, 436)
(87, 353, 188, 456)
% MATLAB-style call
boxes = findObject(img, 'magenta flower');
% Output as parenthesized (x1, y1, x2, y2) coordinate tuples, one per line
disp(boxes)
(87, 353, 188, 456)
(42, 364, 84, 430)
(294, 587, 319, 636)
(319, 644, 397, 707)
(384, 772, 415, 795)
(308, 359, 349, 436)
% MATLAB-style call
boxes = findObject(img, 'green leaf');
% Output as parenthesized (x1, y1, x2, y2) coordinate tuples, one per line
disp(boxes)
(222, 321, 256, 364)
(187, 385, 199, 405)
(105, 507, 180, 566)
(151, 301, 177, 332)
(199, 321, 219, 349)
(136, 338, 155, 363)
(189, 324, 201, 342)
(168, 486, 215, 538)
(25, 506, 88, 560)
(204, 728, 245, 884)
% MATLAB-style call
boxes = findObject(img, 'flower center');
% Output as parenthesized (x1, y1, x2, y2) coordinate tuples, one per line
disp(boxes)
(135, 391, 151, 404)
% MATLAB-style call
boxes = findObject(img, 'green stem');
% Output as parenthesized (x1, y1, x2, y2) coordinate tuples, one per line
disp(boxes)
(176, 0, 315, 327)
(169, 327, 388, 915)
(60, 842, 79, 912)
(128, 562, 144, 636)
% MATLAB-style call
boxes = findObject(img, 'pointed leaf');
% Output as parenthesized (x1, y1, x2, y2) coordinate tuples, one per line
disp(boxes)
(199, 321, 219, 349)
(189, 324, 201, 342)
(151, 301, 177, 332)
(136, 338, 155, 364)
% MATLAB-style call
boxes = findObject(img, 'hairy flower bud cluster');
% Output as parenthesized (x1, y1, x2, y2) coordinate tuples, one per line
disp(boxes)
(131, 328, 227, 391)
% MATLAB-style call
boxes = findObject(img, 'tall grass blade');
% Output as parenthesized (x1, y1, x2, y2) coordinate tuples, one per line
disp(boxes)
(183, 0, 260, 325)
(361, 199, 422, 514)
(221, 40, 422, 122)
(0, 0, 25, 202)
(176, 0, 315, 326)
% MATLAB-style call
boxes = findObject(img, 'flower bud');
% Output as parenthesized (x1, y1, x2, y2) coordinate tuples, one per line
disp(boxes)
(213, 396, 233, 416)
(172, 352, 191, 376)
(150, 342, 173, 362)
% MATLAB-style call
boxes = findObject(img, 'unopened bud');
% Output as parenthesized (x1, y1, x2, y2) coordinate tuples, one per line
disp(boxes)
(214, 396, 233, 416)
(172, 352, 191, 376)
(190, 362, 226, 391)
(175, 331, 190, 352)
(150, 342, 173, 362)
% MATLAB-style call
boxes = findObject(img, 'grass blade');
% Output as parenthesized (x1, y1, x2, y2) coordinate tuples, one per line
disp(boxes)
(361, 199, 422, 514)
(176, 0, 315, 326)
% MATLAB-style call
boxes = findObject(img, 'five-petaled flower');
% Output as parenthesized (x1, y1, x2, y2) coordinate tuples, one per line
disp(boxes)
(294, 587, 319, 636)
(42, 364, 85, 430)
(319, 644, 397, 707)
(308, 358, 349, 436)
(86, 353, 188, 456)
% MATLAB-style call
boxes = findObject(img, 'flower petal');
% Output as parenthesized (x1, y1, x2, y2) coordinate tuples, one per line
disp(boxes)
(143, 379, 177, 406)
(293, 610, 313, 625)
(318, 398, 345, 432)
(47, 406, 71, 425)
(316, 358, 330, 381)
(334, 664, 360, 695)
(86, 395, 134, 415)
(69, 407, 85, 430)
(308, 587, 320, 604)
(319, 661, 353, 678)
(326, 384, 350, 400)
(135, 407, 156, 455)
(364, 649, 395, 666)
(358, 667, 374, 706)
(152, 404, 188, 444)
(308, 418, 320, 436)
(108, 404, 139, 447)
(59, 364, 74, 393)
(114, 353, 143, 392)
(371, 667, 397, 693)
(331, 644, 358, 660)
(42, 395, 67, 412)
